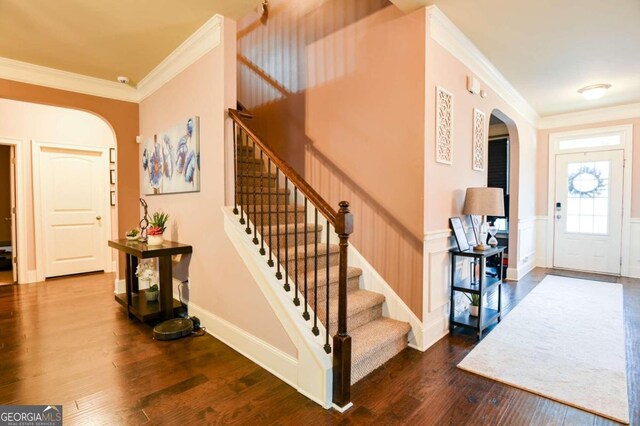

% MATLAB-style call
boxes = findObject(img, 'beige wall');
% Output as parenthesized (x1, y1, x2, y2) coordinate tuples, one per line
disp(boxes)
(0, 98, 117, 272)
(139, 18, 296, 356)
(238, 1, 425, 317)
(0, 145, 9, 243)
(536, 117, 640, 217)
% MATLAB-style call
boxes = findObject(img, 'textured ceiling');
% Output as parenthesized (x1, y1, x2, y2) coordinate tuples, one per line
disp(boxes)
(0, 0, 260, 83)
(424, 0, 640, 116)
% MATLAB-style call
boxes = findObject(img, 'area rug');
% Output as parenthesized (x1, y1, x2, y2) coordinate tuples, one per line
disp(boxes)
(457, 275, 629, 424)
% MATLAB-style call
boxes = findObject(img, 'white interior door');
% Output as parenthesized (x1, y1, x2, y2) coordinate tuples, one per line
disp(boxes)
(553, 150, 624, 274)
(9, 146, 17, 283)
(39, 146, 107, 278)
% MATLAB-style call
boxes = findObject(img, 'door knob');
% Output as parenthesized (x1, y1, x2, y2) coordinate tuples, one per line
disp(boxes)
(96, 216, 102, 220)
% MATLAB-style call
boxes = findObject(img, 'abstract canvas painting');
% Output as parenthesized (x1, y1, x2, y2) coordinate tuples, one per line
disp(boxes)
(142, 116, 200, 195)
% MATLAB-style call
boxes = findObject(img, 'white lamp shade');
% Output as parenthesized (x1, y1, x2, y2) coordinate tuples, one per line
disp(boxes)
(462, 187, 505, 217)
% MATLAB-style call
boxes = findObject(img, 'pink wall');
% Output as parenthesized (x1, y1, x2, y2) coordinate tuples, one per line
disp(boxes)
(139, 18, 296, 356)
(423, 21, 538, 240)
(238, 1, 425, 317)
(536, 117, 640, 217)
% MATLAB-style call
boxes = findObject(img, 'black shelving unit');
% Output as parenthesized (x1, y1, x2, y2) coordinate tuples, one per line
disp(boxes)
(449, 246, 505, 340)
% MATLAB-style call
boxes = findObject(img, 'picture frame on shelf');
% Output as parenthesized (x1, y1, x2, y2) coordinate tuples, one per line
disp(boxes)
(449, 217, 470, 251)
(470, 214, 482, 244)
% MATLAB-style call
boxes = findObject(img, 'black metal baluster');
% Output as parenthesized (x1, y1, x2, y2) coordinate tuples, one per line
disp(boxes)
(232, 121, 238, 215)
(267, 159, 274, 267)
(312, 207, 319, 336)
(324, 219, 331, 353)
(284, 176, 290, 292)
(275, 169, 282, 280)
(293, 188, 300, 306)
(259, 149, 266, 255)
(239, 130, 245, 225)
(251, 140, 258, 244)
(303, 198, 309, 320)
(245, 135, 252, 235)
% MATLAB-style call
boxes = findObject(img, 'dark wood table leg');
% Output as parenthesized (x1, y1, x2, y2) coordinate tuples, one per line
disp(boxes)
(158, 255, 174, 320)
(478, 258, 485, 340)
(125, 254, 133, 318)
(449, 253, 455, 334)
(131, 256, 139, 294)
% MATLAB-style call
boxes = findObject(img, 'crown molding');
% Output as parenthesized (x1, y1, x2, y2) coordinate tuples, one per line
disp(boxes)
(426, 6, 539, 126)
(538, 102, 640, 129)
(137, 14, 223, 101)
(0, 14, 223, 104)
(0, 57, 139, 102)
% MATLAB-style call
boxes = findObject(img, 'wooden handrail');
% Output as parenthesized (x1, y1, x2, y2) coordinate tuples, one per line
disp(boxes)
(228, 109, 338, 225)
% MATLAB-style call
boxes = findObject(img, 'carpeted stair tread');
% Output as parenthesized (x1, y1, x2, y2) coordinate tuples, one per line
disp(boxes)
(236, 187, 290, 195)
(350, 318, 411, 372)
(317, 289, 384, 329)
(236, 156, 263, 164)
(237, 171, 278, 179)
(249, 204, 305, 213)
(286, 242, 339, 259)
(265, 222, 322, 235)
(300, 265, 361, 287)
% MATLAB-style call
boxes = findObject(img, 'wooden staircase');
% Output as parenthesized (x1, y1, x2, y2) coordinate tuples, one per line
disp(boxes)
(229, 109, 411, 400)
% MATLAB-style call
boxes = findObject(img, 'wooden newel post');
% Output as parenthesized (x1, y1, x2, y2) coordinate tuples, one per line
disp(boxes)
(333, 200, 353, 408)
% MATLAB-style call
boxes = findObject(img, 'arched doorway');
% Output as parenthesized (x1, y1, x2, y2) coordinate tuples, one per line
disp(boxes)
(0, 98, 118, 283)
(488, 109, 520, 278)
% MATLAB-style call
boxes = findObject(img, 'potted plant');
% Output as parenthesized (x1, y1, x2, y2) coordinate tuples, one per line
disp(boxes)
(147, 211, 169, 245)
(145, 284, 159, 302)
(125, 228, 140, 241)
(135, 260, 155, 289)
(467, 293, 480, 317)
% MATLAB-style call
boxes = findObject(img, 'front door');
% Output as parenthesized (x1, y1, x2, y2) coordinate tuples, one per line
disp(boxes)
(39, 146, 107, 278)
(553, 150, 624, 274)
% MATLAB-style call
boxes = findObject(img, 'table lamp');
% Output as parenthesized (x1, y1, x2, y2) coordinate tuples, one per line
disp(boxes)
(462, 187, 505, 250)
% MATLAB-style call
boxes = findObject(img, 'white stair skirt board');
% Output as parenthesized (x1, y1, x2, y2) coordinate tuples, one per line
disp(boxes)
(222, 207, 333, 409)
(347, 244, 425, 351)
(458, 275, 629, 424)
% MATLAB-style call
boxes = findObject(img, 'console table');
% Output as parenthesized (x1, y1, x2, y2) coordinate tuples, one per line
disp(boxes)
(449, 246, 505, 340)
(109, 239, 192, 322)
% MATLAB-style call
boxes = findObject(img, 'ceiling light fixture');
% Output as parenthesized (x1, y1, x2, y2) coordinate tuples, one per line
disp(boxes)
(116, 76, 130, 85)
(578, 84, 611, 100)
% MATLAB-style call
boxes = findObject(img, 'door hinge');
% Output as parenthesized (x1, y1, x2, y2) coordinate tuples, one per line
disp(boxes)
(10, 157, 15, 164)
(620, 257, 623, 266)
(12, 207, 15, 214)
(13, 256, 17, 264)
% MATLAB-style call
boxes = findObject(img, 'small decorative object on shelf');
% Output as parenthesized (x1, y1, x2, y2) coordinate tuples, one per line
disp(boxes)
(125, 228, 140, 241)
(468, 294, 480, 317)
(487, 223, 499, 247)
(139, 198, 150, 242)
(147, 211, 169, 246)
(145, 284, 159, 302)
(135, 260, 155, 287)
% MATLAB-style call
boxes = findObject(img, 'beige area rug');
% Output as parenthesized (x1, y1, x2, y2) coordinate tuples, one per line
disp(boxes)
(457, 275, 629, 424)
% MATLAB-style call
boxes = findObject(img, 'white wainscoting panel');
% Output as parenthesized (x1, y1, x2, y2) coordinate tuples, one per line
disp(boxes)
(423, 229, 455, 349)
(535, 216, 548, 268)
(629, 219, 640, 278)
(507, 217, 537, 280)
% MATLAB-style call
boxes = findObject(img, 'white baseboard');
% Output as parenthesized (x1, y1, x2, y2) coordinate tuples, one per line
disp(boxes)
(628, 219, 640, 278)
(18, 269, 38, 284)
(187, 300, 299, 390)
(114, 278, 125, 293)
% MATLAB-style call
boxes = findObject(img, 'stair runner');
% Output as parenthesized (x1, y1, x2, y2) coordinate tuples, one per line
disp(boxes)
(237, 145, 411, 384)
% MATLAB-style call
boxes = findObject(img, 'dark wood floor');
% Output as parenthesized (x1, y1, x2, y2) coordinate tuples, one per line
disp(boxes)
(0, 268, 637, 425)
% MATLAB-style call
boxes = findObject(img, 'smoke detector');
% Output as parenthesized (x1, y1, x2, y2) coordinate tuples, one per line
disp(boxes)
(116, 76, 130, 85)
